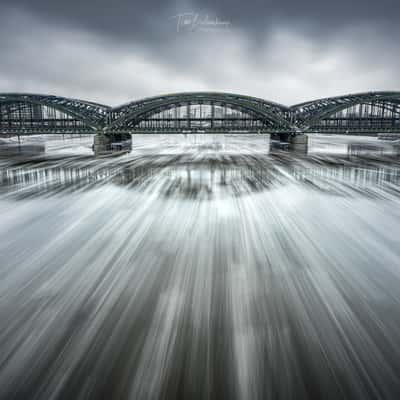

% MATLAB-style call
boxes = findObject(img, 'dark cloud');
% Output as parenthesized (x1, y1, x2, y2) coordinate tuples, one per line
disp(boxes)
(3, 0, 400, 41)
(0, 0, 399, 105)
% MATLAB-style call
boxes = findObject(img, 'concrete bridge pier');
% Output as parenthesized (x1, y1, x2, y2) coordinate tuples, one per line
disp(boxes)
(271, 133, 309, 152)
(289, 134, 308, 152)
(93, 133, 132, 156)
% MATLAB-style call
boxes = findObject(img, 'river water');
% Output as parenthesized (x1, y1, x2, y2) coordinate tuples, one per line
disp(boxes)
(0, 134, 400, 399)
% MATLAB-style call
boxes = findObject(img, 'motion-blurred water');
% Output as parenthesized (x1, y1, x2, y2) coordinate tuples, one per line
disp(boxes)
(1, 134, 400, 399)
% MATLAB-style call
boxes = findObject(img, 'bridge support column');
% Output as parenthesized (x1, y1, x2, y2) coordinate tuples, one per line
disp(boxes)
(93, 133, 132, 156)
(289, 134, 308, 153)
(279, 133, 290, 142)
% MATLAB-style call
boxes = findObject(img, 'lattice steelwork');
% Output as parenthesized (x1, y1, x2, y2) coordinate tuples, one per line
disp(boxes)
(134, 103, 268, 131)
(291, 92, 400, 133)
(0, 94, 110, 135)
(306, 102, 400, 132)
(0, 102, 91, 134)
(2, 91, 400, 136)
(106, 92, 292, 132)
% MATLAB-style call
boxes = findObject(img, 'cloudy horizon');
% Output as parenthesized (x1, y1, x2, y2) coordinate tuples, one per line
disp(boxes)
(1, 0, 399, 106)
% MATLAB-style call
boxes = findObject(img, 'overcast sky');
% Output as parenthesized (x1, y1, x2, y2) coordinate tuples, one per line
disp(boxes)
(0, 0, 399, 106)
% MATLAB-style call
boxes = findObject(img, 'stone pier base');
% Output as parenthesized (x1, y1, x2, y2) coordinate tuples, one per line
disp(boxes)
(289, 134, 308, 152)
(93, 133, 132, 156)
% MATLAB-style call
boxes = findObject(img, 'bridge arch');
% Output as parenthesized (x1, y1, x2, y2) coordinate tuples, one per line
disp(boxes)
(0, 93, 110, 131)
(3, 91, 400, 136)
(106, 92, 292, 131)
(291, 92, 400, 131)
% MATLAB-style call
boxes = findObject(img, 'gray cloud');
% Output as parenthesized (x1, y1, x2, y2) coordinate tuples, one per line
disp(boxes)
(0, 1, 399, 106)
(3, 0, 400, 39)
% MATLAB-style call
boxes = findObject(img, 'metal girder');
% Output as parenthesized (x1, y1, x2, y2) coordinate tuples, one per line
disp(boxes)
(106, 92, 291, 130)
(0, 93, 110, 130)
(2, 91, 400, 135)
(290, 91, 400, 129)
(121, 103, 277, 129)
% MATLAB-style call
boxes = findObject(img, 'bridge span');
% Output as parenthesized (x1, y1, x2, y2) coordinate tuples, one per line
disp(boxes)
(1, 91, 400, 154)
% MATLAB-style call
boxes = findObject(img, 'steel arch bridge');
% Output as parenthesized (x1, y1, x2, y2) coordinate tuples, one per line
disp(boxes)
(106, 92, 292, 132)
(291, 91, 400, 133)
(1, 91, 400, 136)
(0, 93, 110, 135)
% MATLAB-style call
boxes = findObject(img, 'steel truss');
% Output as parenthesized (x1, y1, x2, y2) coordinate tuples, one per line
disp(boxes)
(1, 91, 400, 135)
(291, 92, 400, 133)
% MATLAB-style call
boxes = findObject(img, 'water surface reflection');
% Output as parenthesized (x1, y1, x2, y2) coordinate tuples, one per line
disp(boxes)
(1, 136, 400, 399)
(2, 152, 400, 200)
